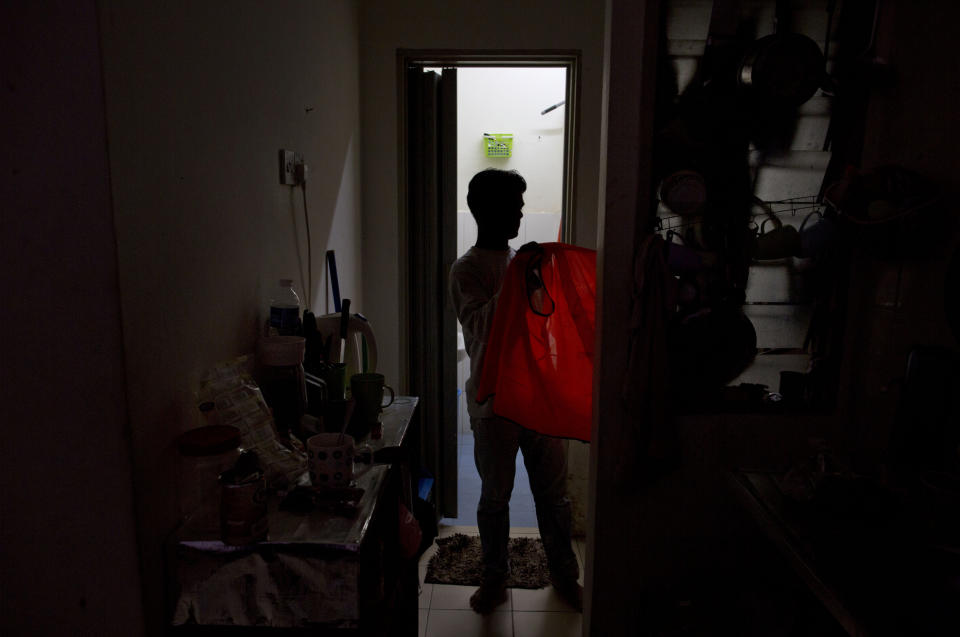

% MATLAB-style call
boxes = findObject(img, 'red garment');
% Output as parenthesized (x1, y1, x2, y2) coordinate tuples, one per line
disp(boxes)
(475, 243, 596, 441)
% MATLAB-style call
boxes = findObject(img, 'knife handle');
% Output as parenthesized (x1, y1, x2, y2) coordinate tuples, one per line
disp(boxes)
(339, 299, 351, 363)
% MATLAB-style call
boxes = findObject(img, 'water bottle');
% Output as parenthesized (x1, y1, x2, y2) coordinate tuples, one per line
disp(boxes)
(268, 279, 302, 336)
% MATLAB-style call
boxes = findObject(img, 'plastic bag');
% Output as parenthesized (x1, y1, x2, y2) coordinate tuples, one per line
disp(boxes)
(196, 356, 307, 489)
(475, 243, 596, 441)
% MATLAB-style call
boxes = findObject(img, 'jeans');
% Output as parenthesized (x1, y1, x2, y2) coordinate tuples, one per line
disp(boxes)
(472, 416, 579, 584)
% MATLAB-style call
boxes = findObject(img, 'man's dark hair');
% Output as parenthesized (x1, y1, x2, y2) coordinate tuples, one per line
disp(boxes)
(466, 169, 527, 221)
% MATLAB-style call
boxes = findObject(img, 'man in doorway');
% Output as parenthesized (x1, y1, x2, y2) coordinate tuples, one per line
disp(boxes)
(448, 168, 581, 614)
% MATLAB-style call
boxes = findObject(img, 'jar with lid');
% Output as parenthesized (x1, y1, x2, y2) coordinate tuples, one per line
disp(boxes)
(258, 335, 307, 439)
(175, 424, 242, 535)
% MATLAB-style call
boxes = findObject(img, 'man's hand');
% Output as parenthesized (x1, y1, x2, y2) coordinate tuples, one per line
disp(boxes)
(518, 241, 542, 254)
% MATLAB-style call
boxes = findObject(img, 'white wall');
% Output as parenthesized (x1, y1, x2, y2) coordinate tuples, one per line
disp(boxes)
(2, 2, 144, 634)
(97, 1, 363, 633)
(456, 66, 566, 280)
(359, 0, 607, 390)
(456, 67, 567, 216)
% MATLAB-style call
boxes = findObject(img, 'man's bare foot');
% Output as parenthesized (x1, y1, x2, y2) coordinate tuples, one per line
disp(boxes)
(551, 578, 583, 612)
(469, 579, 508, 614)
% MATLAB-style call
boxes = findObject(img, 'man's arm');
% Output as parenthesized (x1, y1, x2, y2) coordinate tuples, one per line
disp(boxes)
(449, 263, 499, 347)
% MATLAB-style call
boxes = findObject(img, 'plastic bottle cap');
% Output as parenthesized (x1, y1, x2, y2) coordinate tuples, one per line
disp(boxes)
(176, 425, 241, 456)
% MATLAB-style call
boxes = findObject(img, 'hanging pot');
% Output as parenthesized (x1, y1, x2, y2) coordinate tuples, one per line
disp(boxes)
(738, 32, 825, 106)
(658, 170, 708, 217)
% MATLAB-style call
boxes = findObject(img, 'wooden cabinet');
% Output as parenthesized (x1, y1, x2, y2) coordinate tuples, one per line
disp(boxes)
(169, 398, 420, 636)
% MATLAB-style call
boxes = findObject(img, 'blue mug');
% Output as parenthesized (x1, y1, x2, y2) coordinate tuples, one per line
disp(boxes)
(798, 210, 839, 258)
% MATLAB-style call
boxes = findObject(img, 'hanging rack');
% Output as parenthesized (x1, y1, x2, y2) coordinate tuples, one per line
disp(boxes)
(656, 195, 824, 234)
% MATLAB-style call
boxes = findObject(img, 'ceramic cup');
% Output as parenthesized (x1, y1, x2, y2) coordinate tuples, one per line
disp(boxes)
(779, 371, 808, 405)
(755, 216, 801, 260)
(307, 433, 355, 487)
(220, 477, 268, 545)
(350, 373, 396, 426)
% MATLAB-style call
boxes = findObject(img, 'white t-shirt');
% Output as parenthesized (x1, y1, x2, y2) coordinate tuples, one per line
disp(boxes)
(448, 246, 516, 421)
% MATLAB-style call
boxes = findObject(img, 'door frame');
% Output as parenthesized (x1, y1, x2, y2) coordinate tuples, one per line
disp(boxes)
(397, 50, 582, 517)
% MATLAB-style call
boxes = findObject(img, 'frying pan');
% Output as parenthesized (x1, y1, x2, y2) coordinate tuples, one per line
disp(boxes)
(738, 32, 825, 106)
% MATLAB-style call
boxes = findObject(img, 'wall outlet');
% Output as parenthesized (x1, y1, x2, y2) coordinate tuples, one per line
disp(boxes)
(278, 149, 302, 185)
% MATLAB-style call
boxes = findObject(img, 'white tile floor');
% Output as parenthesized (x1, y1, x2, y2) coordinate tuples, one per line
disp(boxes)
(418, 524, 584, 637)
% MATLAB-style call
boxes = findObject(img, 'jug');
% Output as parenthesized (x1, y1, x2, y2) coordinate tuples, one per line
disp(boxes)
(315, 312, 378, 383)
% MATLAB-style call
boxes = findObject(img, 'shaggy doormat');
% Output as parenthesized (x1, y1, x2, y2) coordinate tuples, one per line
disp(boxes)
(424, 533, 550, 589)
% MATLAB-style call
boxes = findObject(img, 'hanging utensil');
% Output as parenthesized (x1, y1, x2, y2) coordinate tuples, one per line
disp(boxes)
(738, 0, 825, 107)
(738, 32, 825, 106)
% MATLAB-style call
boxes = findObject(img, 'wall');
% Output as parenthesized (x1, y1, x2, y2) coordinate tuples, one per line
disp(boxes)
(841, 0, 960, 469)
(1, 1, 145, 635)
(97, 1, 363, 633)
(586, 1, 661, 631)
(456, 67, 567, 216)
(359, 0, 607, 390)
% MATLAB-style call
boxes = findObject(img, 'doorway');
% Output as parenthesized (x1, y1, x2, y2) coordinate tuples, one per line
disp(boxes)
(401, 52, 579, 522)
(448, 66, 568, 526)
